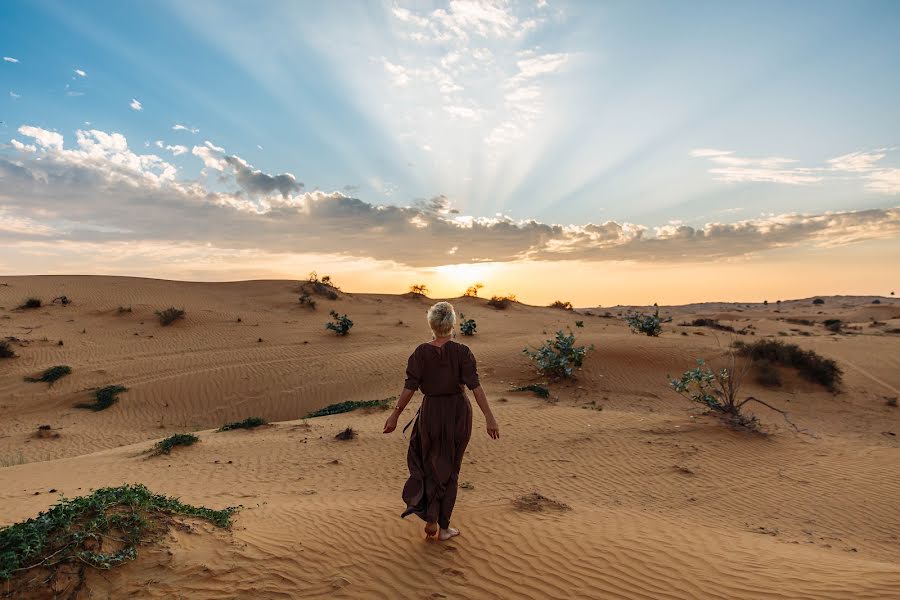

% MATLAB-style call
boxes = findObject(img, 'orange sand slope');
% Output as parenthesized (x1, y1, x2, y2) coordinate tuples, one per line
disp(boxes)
(1, 275, 899, 599)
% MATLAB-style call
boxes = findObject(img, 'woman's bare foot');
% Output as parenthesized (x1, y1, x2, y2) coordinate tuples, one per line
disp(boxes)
(438, 527, 460, 541)
(424, 522, 438, 537)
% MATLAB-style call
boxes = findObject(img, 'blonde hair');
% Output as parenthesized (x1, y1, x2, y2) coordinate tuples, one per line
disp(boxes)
(427, 301, 457, 337)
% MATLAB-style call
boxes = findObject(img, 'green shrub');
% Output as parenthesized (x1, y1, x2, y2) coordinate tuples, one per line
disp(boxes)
(0, 341, 15, 359)
(19, 298, 41, 309)
(325, 310, 353, 335)
(523, 330, 592, 379)
(150, 433, 199, 456)
(24, 365, 72, 385)
(626, 305, 671, 337)
(306, 398, 394, 418)
(511, 384, 550, 398)
(0, 484, 236, 584)
(733, 339, 842, 392)
(156, 307, 185, 326)
(218, 417, 268, 431)
(76, 385, 127, 411)
(459, 313, 477, 336)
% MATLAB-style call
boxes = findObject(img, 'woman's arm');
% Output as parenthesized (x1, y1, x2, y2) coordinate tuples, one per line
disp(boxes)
(471, 385, 500, 439)
(383, 387, 415, 433)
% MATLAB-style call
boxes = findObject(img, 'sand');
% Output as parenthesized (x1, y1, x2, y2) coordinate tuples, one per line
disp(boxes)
(1, 275, 899, 599)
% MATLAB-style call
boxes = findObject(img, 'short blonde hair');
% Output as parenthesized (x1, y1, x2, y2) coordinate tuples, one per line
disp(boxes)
(427, 301, 457, 337)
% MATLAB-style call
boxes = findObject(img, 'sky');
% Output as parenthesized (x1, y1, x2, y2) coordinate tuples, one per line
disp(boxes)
(1, 0, 898, 305)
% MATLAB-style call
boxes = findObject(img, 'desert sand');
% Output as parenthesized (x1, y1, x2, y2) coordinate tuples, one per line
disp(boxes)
(1, 275, 899, 599)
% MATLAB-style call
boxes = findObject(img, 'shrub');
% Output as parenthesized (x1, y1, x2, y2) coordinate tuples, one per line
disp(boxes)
(306, 398, 394, 418)
(812, 298, 825, 305)
(511, 384, 550, 398)
(156, 307, 185, 326)
(150, 433, 199, 456)
(299, 292, 317, 309)
(0, 484, 236, 585)
(488, 295, 515, 310)
(305, 272, 340, 299)
(785, 318, 816, 326)
(409, 284, 428, 296)
(682, 318, 737, 333)
(0, 340, 14, 359)
(823, 319, 843, 333)
(335, 427, 356, 441)
(886, 397, 897, 408)
(733, 339, 842, 392)
(459, 313, 477, 336)
(575, 320, 584, 328)
(24, 365, 72, 385)
(872, 299, 881, 304)
(76, 385, 128, 411)
(325, 310, 353, 335)
(549, 300, 573, 311)
(19, 298, 41, 309)
(755, 360, 782, 387)
(218, 417, 267, 431)
(116, 305, 132, 313)
(670, 355, 796, 431)
(523, 330, 592, 379)
(625, 305, 670, 337)
(464, 283, 483, 297)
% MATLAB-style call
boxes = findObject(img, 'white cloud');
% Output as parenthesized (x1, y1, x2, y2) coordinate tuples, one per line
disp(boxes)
(130, 98, 143, 111)
(443, 105, 480, 120)
(74, 68, 86, 77)
(17, 125, 64, 151)
(381, 58, 410, 86)
(2, 57, 18, 63)
(865, 169, 900, 195)
(9, 91, 20, 99)
(828, 150, 887, 172)
(192, 141, 227, 170)
(172, 123, 199, 134)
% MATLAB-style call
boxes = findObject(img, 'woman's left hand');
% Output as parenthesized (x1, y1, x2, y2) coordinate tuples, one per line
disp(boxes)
(485, 416, 500, 440)
(383, 412, 399, 434)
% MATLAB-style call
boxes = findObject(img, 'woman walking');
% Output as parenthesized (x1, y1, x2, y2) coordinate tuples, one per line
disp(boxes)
(383, 301, 500, 541)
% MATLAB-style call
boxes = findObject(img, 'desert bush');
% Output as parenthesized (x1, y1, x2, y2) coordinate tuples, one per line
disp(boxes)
(24, 365, 72, 385)
(299, 292, 317, 309)
(156, 307, 185, 326)
(575, 320, 584, 328)
(459, 313, 477, 336)
(487, 294, 516, 310)
(116, 305, 132, 313)
(150, 433, 199, 456)
(755, 360, 782, 387)
(306, 398, 393, 418)
(812, 298, 825, 305)
(511, 384, 550, 398)
(325, 310, 353, 335)
(683, 318, 736, 333)
(785, 318, 816, 326)
(523, 330, 592, 379)
(0, 340, 14, 359)
(409, 284, 428, 296)
(335, 427, 356, 440)
(823, 319, 843, 333)
(464, 283, 483, 297)
(872, 299, 881, 304)
(19, 298, 41, 309)
(76, 384, 128, 411)
(0, 484, 236, 585)
(305, 272, 340, 299)
(625, 305, 671, 337)
(670, 355, 796, 431)
(733, 339, 842, 392)
(549, 300, 573, 311)
(218, 417, 267, 431)
(886, 397, 897, 408)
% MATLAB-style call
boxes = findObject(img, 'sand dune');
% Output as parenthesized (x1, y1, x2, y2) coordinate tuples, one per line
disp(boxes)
(1, 276, 899, 599)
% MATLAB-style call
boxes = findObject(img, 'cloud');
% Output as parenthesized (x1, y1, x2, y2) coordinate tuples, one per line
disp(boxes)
(191, 141, 227, 170)
(172, 123, 199, 134)
(74, 68, 86, 77)
(2, 57, 18, 63)
(1, 126, 897, 268)
(130, 98, 143, 111)
(9, 91, 20, 99)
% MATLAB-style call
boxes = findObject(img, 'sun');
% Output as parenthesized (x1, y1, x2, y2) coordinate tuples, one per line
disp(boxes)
(430, 263, 499, 297)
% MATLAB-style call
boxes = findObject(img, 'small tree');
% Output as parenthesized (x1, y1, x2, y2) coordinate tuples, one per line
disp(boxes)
(409, 284, 428, 296)
(464, 283, 483, 297)
(625, 305, 670, 337)
(459, 313, 477, 336)
(669, 354, 797, 431)
(523, 330, 593, 379)
(326, 310, 353, 336)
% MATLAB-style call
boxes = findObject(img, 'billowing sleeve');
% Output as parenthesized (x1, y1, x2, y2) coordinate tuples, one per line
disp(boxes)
(404, 347, 422, 392)
(461, 345, 481, 390)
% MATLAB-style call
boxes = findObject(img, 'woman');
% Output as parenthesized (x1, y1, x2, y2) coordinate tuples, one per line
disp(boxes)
(383, 301, 500, 541)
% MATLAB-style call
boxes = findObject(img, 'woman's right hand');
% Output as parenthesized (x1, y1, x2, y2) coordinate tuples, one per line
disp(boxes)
(485, 415, 500, 440)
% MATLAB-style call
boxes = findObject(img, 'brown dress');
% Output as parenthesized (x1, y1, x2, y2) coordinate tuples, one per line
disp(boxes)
(401, 340, 479, 529)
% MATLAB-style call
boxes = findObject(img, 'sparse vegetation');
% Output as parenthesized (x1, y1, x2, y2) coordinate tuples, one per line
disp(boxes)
(409, 284, 428, 296)
(886, 397, 897, 408)
(218, 417, 268, 431)
(306, 398, 394, 418)
(575, 320, 584, 328)
(299, 292, 317, 309)
(682, 318, 738, 333)
(733, 339, 842, 392)
(625, 305, 671, 337)
(335, 427, 356, 441)
(823, 318, 843, 333)
(304, 272, 340, 299)
(0, 340, 15, 359)
(150, 433, 199, 456)
(19, 298, 42, 309)
(116, 305, 132, 313)
(549, 300, 573, 311)
(511, 384, 550, 398)
(459, 313, 477, 336)
(24, 365, 72, 385)
(325, 310, 353, 335)
(755, 360, 783, 387)
(812, 298, 825, 305)
(488, 294, 516, 310)
(523, 330, 592, 379)
(76, 385, 128, 411)
(0, 484, 236, 586)
(155, 307, 185, 326)
(464, 283, 483, 297)
(785, 318, 816, 326)
(872, 299, 881, 304)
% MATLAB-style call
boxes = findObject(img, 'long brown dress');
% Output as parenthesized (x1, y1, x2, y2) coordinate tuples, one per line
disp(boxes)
(401, 340, 479, 529)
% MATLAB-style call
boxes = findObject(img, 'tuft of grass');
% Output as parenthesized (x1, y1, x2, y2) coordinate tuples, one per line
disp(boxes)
(19, 298, 42, 309)
(0, 483, 236, 584)
(733, 339, 842, 392)
(306, 398, 394, 418)
(218, 417, 268, 431)
(24, 365, 72, 385)
(149, 433, 199, 456)
(76, 385, 128, 411)
(511, 384, 550, 398)
(155, 307, 185, 326)
(335, 427, 356, 441)
(0, 340, 15, 359)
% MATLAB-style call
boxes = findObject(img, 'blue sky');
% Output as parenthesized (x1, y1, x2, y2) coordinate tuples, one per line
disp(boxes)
(1, 1, 898, 302)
